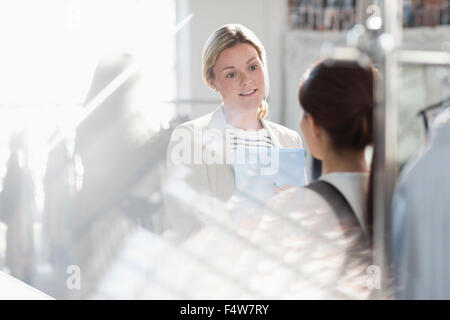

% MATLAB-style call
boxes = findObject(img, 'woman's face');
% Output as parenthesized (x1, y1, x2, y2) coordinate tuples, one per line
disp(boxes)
(209, 43, 265, 111)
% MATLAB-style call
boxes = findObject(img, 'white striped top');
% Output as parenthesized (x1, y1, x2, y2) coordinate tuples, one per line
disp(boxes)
(225, 127, 274, 150)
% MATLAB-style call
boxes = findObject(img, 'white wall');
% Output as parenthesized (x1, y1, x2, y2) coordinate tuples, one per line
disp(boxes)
(176, 0, 287, 122)
(283, 30, 347, 133)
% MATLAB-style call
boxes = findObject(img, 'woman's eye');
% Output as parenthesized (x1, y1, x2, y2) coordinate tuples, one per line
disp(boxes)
(250, 64, 258, 71)
(226, 72, 236, 79)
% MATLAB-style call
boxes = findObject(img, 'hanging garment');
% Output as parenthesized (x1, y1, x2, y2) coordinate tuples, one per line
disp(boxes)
(392, 108, 450, 299)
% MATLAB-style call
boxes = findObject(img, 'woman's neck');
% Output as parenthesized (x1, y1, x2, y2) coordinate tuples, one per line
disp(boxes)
(321, 148, 369, 175)
(223, 104, 262, 130)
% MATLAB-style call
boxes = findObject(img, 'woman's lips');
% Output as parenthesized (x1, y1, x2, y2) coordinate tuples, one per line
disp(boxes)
(239, 89, 257, 97)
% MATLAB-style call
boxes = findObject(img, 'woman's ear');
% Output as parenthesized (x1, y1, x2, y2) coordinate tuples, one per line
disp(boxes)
(208, 79, 217, 92)
(308, 114, 321, 138)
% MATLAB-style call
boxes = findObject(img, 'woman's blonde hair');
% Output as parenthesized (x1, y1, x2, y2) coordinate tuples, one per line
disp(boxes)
(201, 24, 269, 119)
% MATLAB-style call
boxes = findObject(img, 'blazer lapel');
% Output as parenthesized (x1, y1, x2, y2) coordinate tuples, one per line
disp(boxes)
(208, 104, 227, 130)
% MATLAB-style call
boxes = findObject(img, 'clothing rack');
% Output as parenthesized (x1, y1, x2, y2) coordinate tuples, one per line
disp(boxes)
(417, 95, 450, 133)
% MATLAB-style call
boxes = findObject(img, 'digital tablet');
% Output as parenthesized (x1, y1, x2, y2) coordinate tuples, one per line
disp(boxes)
(233, 148, 306, 205)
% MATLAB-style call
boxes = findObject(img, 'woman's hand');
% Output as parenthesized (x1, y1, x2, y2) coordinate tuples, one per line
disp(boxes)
(274, 183, 294, 194)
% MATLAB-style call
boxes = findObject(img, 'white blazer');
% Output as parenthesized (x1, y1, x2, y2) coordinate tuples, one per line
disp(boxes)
(166, 105, 303, 201)
(164, 106, 303, 239)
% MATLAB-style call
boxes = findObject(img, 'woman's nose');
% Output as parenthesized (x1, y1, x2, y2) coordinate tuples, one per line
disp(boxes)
(239, 73, 252, 86)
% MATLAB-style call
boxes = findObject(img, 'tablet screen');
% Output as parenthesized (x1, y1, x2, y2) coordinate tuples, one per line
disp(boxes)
(233, 148, 306, 205)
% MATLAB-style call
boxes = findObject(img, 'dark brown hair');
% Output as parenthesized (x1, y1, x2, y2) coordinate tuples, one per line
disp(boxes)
(299, 59, 376, 244)
(299, 60, 374, 152)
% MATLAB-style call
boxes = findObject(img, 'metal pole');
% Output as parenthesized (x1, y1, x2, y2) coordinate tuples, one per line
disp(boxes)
(372, 0, 402, 297)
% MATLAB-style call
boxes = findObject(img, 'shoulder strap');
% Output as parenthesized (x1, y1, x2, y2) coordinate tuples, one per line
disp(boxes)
(305, 180, 363, 232)
(306, 180, 372, 280)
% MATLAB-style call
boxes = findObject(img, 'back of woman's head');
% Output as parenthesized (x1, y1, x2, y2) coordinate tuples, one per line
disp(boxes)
(299, 60, 375, 151)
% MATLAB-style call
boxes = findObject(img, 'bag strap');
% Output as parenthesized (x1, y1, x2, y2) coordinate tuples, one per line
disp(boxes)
(306, 180, 372, 280)
(305, 180, 363, 232)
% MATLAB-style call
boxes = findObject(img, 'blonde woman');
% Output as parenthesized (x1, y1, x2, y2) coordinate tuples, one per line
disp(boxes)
(165, 24, 302, 239)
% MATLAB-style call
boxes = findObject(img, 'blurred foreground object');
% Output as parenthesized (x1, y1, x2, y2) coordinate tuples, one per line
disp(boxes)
(0, 271, 53, 300)
(40, 53, 179, 298)
(0, 131, 36, 283)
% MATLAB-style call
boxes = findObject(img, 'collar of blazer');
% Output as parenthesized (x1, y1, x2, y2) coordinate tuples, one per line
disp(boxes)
(205, 105, 282, 147)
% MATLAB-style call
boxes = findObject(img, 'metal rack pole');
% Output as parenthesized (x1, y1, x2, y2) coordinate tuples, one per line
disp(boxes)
(372, 0, 402, 294)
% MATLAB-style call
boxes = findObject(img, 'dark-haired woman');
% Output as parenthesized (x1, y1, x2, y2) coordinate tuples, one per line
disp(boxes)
(266, 59, 376, 298)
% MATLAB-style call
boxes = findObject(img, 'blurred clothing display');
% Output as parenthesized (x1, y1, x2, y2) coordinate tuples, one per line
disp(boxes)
(42, 138, 75, 266)
(392, 108, 450, 299)
(404, 0, 414, 27)
(288, 0, 450, 30)
(310, 0, 325, 30)
(0, 132, 36, 283)
(443, 0, 450, 24)
(288, 0, 358, 31)
(324, 0, 340, 30)
(410, 0, 449, 27)
(341, 0, 355, 30)
(425, 0, 444, 26)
